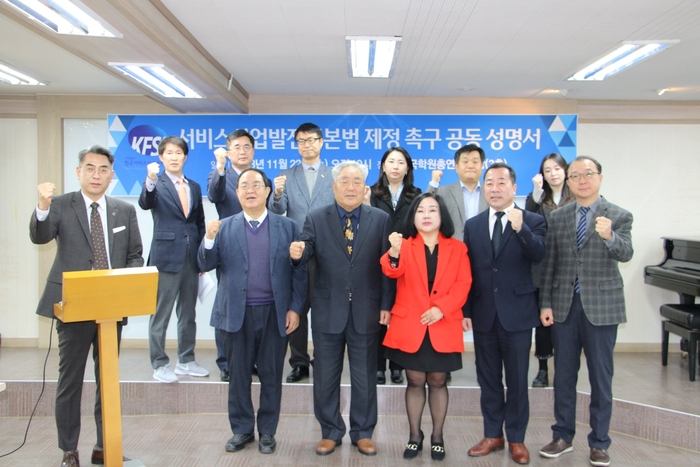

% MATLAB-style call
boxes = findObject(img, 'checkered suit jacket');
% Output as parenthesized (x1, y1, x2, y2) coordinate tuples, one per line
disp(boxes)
(539, 196, 633, 326)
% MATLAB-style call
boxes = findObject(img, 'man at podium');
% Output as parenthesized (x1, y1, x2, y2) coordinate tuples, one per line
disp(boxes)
(30, 145, 144, 467)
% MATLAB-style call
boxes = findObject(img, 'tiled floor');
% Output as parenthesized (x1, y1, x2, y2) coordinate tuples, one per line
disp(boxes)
(1, 346, 700, 466)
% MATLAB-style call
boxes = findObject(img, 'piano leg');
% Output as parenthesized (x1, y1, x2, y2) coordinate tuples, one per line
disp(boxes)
(662, 322, 669, 367)
(690, 334, 698, 382)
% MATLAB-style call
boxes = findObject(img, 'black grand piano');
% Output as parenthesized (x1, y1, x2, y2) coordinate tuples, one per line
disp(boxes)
(644, 237, 700, 381)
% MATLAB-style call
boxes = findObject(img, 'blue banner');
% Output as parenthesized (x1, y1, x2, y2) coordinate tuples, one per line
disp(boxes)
(107, 114, 577, 197)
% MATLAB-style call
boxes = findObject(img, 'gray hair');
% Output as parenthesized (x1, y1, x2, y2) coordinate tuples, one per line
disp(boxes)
(331, 161, 369, 181)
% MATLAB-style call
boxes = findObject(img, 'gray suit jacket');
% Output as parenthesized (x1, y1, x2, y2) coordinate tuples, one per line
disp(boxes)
(30, 191, 144, 319)
(427, 181, 488, 241)
(197, 212, 307, 337)
(268, 163, 335, 228)
(539, 197, 633, 326)
(295, 203, 395, 335)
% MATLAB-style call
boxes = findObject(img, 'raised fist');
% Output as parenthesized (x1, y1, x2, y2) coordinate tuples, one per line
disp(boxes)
(289, 241, 305, 260)
(147, 162, 160, 181)
(274, 175, 287, 197)
(37, 182, 56, 211)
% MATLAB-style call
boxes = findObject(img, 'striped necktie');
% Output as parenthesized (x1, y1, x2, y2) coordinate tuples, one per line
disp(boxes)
(574, 206, 590, 293)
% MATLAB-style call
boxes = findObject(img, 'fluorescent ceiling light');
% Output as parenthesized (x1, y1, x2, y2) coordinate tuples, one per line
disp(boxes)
(346, 36, 401, 78)
(109, 63, 202, 99)
(1, 0, 120, 37)
(0, 61, 46, 85)
(568, 40, 679, 81)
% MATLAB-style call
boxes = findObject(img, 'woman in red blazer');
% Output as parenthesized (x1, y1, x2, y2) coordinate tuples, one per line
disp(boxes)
(380, 192, 472, 461)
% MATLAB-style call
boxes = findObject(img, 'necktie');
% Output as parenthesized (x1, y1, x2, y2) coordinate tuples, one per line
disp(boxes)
(491, 211, 505, 258)
(344, 212, 354, 256)
(90, 202, 109, 270)
(249, 220, 259, 229)
(574, 206, 590, 293)
(177, 177, 189, 217)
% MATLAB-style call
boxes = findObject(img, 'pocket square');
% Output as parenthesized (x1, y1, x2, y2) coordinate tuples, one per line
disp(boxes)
(112, 225, 126, 233)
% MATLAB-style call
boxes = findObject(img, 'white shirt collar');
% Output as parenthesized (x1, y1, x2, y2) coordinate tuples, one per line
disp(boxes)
(243, 209, 268, 225)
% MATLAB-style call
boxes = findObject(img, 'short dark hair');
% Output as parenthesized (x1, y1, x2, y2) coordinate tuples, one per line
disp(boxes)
(485, 161, 516, 184)
(568, 155, 602, 174)
(78, 145, 114, 165)
(158, 136, 189, 156)
(454, 144, 485, 165)
(226, 129, 255, 148)
(237, 167, 270, 187)
(294, 122, 323, 139)
(403, 192, 455, 239)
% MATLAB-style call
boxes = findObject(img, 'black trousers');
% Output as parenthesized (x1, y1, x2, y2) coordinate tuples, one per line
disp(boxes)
(219, 304, 287, 436)
(55, 319, 122, 451)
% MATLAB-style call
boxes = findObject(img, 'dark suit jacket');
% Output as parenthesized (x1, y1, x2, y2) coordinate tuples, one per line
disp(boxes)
(539, 197, 633, 326)
(268, 163, 335, 228)
(369, 188, 421, 236)
(197, 212, 307, 337)
(463, 207, 546, 332)
(207, 167, 272, 220)
(139, 173, 205, 273)
(296, 203, 395, 335)
(427, 181, 488, 241)
(380, 234, 471, 353)
(30, 191, 144, 319)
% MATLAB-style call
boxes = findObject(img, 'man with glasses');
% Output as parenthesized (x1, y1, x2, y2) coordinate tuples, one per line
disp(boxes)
(199, 168, 306, 455)
(538, 156, 633, 467)
(208, 129, 272, 381)
(30, 145, 143, 467)
(269, 122, 335, 383)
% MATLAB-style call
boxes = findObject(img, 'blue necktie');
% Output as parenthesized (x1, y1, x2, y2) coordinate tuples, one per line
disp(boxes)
(574, 206, 590, 293)
(249, 220, 259, 229)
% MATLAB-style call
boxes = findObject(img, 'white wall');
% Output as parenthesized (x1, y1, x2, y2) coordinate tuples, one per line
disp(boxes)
(2, 118, 698, 345)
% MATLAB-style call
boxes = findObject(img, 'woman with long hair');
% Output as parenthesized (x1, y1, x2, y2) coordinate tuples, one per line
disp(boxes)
(381, 192, 472, 461)
(369, 147, 422, 385)
(525, 153, 575, 388)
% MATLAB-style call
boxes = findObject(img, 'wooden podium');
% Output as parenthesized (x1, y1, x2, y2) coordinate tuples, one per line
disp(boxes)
(55, 266, 158, 467)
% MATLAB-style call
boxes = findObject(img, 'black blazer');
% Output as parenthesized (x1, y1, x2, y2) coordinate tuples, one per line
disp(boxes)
(369, 188, 421, 236)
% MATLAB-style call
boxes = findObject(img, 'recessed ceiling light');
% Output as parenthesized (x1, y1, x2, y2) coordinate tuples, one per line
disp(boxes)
(0, 60, 46, 85)
(109, 63, 202, 98)
(568, 40, 679, 81)
(346, 36, 401, 78)
(1, 0, 121, 37)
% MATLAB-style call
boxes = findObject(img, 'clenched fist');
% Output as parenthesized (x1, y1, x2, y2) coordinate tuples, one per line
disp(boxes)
(37, 182, 56, 211)
(595, 216, 613, 241)
(273, 175, 287, 197)
(431, 170, 443, 184)
(206, 219, 221, 240)
(532, 173, 543, 190)
(147, 162, 160, 181)
(388, 232, 402, 257)
(507, 209, 523, 233)
(289, 241, 305, 260)
(214, 147, 228, 173)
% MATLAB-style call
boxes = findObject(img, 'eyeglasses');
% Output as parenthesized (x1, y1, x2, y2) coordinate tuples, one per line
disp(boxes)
(568, 171, 600, 182)
(296, 137, 322, 146)
(230, 144, 253, 152)
(238, 183, 265, 191)
(83, 166, 111, 175)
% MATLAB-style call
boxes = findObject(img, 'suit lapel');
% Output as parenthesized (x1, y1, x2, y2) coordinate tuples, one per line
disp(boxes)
(352, 204, 374, 260)
(563, 203, 578, 253)
(105, 196, 118, 261)
(432, 235, 449, 290)
(292, 165, 312, 205)
(584, 198, 609, 249)
(450, 184, 466, 224)
(233, 215, 249, 264)
(268, 214, 280, 275)
(72, 192, 92, 249)
(495, 217, 514, 259)
(310, 164, 332, 204)
(474, 210, 493, 258)
(325, 206, 350, 260)
(161, 174, 186, 219)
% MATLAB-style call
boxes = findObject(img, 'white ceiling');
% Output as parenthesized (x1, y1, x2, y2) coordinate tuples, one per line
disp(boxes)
(1, 0, 700, 112)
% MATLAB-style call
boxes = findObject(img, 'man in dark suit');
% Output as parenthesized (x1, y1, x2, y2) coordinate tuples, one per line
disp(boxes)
(538, 156, 633, 467)
(207, 129, 272, 381)
(289, 161, 394, 457)
(139, 136, 207, 383)
(427, 144, 489, 240)
(463, 162, 546, 465)
(30, 145, 143, 467)
(269, 122, 335, 383)
(198, 168, 306, 455)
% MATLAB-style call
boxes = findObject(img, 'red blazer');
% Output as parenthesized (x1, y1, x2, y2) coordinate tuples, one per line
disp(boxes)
(380, 233, 472, 353)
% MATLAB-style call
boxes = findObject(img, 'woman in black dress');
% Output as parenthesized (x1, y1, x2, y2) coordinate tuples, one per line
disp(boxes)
(369, 147, 421, 385)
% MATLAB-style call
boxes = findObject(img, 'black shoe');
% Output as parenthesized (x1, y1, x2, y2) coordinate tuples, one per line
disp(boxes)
(286, 365, 309, 383)
(391, 369, 404, 384)
(403, 431, 424, 459)
(532, 370, 549, 388)
(225, 433, 254, 452)
(220, 369, 230, 382)
(376, 371, 386, 385)
(258, 434, 276, 454)
(431, 441, 445, 461)
(252, 364, 258, 376)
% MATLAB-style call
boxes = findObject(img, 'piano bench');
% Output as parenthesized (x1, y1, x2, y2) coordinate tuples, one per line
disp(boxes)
(660, 304, 700, 382)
